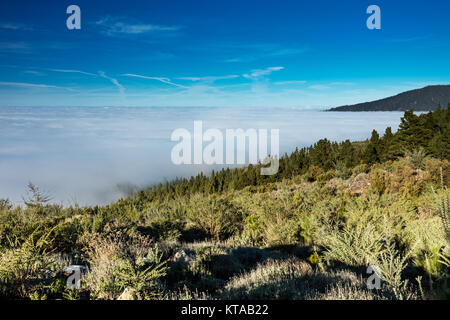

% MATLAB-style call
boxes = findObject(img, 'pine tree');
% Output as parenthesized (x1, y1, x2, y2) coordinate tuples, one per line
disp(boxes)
(363, 130, 381, 164)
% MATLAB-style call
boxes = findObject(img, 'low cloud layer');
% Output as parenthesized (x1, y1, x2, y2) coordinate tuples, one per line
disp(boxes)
(0, 107, 404, 205)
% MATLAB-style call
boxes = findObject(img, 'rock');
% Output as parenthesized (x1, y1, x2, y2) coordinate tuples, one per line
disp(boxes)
(348, 173, 370, 195)
(118, 288, 139, 300)
(173, 249, 194, 263)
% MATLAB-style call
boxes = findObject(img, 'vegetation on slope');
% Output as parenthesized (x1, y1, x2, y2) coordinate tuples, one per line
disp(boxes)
(328, 86, 450, 111)
(0, 107, 449, 300)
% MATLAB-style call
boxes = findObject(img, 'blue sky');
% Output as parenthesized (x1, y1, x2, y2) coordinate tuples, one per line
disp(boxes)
(1, 0, 449, 107)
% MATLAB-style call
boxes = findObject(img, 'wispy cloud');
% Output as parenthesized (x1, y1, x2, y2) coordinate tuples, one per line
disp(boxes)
(274, 80, 307, 85)
(389, 35, 430, 43)
(99, 71, 126, 98)
(49, 69, 97, 77)
(308, 82, 355, 90)
(0, 81, 73, 91)
(95, 17, 181, 36)
(243, 66, 284, 79)
(309, 84, 330, 90)
(268, 48, 308, 57)
(329, 82, 355, 86)
(0, 23, 33, 31)
(23, 70, 46, 76)
(177, 75, 239, 82)
(224, 45, 308, 63)
(123, 73, 187, 88)
(0, 42, 30, 52)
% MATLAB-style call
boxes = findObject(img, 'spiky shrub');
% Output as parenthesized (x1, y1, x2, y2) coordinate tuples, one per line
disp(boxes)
(144, 218, 184, 242)
(305, 165, 324, 182)
(82, 227, 167, 300)
(424, 159, 450, 187)
(428, 188, 450, 298)
(406, 148, 428, 170)
(186, 195, 243, 240)
(368, 223, 418, 300)
(416, 246, 445, 278)
(258, 203, 298, 247)
(297, 214, 318, 246)
(190, 245, 243, 280)
(0, 230, 60, 298)
(263, 217, 299, 247)
(241, 214, 264, 246)
(387, 159, 427, 198)
(434, 189, 450, 243)
(404, 216, 446, 261)
(321, 223, 384, 267)
(351, 163, 369, 175)
(321, 217, 418, 300)
(113, 247, 167, 299)
(369, 167, 388, 196)
(334, 160, 351, 180)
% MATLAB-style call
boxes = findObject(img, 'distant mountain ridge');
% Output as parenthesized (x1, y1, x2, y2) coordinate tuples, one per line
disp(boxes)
(328, 85, 450, 111)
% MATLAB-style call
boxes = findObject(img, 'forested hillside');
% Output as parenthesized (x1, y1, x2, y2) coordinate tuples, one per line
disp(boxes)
(329, 86, 450, 111)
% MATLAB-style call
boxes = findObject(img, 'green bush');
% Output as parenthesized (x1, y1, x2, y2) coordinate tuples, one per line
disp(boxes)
(305, 165, 324, 182)
(82, 228, 166, 300)
(0, 229, 60, 298)
(369, 167, 388, 195)
(322, 223, 384, 267)
(186, 195, 243, 240)
(142, 218, 184, 242)
(406, 148, 428, 170)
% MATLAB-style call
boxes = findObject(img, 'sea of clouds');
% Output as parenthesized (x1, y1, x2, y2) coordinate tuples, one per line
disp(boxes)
(0, 106, 405, 205)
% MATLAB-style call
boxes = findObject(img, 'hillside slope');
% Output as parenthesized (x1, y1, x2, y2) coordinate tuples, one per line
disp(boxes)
(328, 85, 450, 111)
